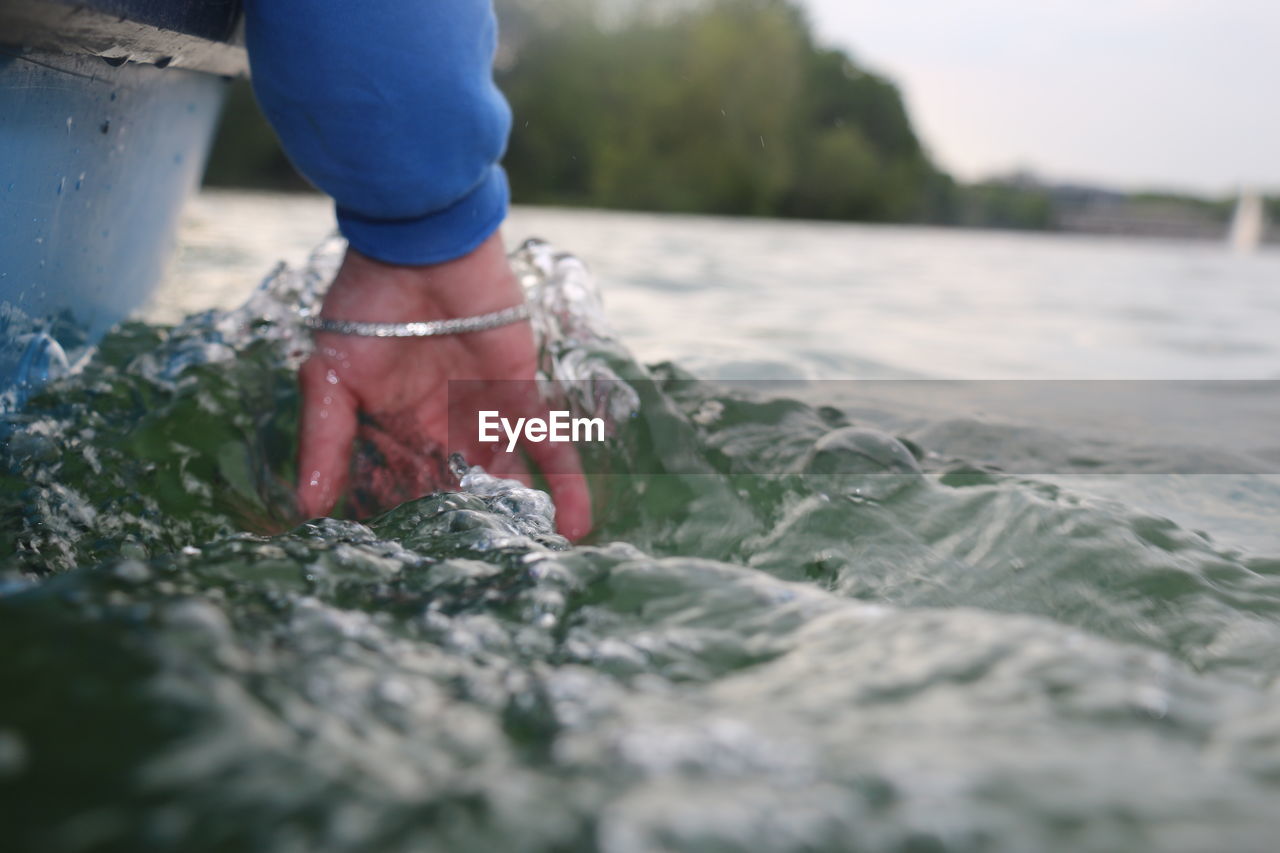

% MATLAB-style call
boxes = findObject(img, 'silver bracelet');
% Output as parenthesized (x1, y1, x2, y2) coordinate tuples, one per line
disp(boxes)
(304, 303, 531, 337)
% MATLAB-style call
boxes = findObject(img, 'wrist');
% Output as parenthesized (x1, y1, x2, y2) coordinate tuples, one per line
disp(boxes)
(320, 232, 523, 323)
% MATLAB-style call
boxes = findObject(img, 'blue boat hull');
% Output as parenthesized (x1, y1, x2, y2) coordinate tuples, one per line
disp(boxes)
(1, 52, 228, 399)
(0, 0, 246, 404)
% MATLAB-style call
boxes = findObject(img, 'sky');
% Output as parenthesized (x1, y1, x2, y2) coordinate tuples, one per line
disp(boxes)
(802, 0, 1279, 194)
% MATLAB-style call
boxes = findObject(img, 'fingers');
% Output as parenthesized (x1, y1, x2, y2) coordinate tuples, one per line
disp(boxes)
(296, 357, 358, 519)
(295, 350, 594, 540)
(546, 471, 594, 542)
(480, 382, 595, 541)
(452, 386, 593, 540)
(521, 434, 594, 542)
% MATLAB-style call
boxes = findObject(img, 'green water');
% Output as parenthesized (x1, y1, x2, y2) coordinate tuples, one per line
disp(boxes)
(4, 234, 1280, 852)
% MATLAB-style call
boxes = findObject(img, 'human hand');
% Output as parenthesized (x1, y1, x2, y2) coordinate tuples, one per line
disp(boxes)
(295, 233, 592, 540)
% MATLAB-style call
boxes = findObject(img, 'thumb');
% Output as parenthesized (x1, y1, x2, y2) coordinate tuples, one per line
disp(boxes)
(296, 357, 358, 519)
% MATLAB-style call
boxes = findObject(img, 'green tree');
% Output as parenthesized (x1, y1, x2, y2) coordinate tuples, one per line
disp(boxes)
(208, 0, 961, 226)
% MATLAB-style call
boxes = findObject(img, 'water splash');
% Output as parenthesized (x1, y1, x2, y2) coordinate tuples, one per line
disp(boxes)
(4, 239, 1280, 851)
(513, 238, 641, 428)
(128, 235, 342, 386)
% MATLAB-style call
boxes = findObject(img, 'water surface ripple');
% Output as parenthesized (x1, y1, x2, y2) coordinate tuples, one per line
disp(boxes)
(3, 234, 1280, 852)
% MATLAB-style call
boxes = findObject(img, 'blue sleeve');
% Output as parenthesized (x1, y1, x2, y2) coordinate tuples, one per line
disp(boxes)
(243, 0, 512, 265)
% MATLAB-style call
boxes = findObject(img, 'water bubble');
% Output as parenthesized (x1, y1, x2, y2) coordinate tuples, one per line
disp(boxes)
(0, 730, 27, 780)
(801, 426, 923, 501)
(113, 559, 150, 583)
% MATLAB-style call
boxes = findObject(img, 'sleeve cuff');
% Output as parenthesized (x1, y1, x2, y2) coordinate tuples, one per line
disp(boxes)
(335, 165, 509, 266)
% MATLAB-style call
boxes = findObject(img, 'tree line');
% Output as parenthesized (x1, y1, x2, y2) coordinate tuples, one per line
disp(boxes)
(206, 0, 1256, 233)
(493, 0, 954, 222)
(208, 0, 977, 223)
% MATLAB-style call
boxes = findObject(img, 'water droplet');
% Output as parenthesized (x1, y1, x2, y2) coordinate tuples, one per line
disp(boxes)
(0, 730, 28, 779)
(114, 560, 150, 582)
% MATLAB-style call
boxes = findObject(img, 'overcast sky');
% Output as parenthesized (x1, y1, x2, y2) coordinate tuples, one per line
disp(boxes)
(802, 0, 1278, 194)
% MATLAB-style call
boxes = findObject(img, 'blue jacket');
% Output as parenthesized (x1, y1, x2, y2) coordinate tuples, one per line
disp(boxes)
(243, 0, 512, 265)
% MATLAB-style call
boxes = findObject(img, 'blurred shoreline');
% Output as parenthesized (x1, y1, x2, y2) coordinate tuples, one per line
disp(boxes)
(203, 0, 1279, 245)
(162, 191, 1280, 385)
(191, 185, 1280, 249)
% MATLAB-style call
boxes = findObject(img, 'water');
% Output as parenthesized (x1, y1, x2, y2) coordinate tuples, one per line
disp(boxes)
(4, 192, 1280, 851)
